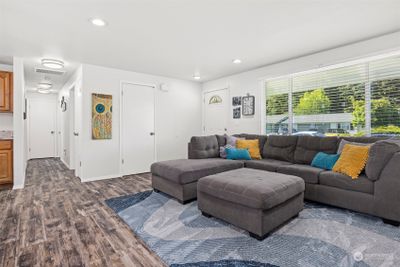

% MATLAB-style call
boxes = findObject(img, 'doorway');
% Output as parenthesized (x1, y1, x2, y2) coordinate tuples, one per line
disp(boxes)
(28, 94, 57, 159)
(121, 82, 155, 175)
(203, 88, 228, 135)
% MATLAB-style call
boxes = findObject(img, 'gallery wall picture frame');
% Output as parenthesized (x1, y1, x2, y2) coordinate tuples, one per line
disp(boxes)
(232, 96, 242, 106)
(242, 95, 255, 116)
(233, 107, 241, 119)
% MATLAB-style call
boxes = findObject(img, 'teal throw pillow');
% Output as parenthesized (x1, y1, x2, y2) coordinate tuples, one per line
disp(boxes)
(225, 148, 251, 160)
(311, 152, 340, 170)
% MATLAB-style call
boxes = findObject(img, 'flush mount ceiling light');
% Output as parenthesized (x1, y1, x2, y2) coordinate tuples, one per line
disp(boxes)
(90, 18, 107, 27)
(38, 89, 51, 94)
(38, 81, 52, 89)
(193, 75, 201, 80)
(41, 58, 64, 69)
(232, 59, 242, 64)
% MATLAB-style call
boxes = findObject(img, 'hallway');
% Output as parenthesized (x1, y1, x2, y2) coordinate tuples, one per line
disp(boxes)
(0, 158, 165, 267)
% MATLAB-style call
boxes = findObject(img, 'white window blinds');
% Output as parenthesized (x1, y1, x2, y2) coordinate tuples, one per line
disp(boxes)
(264, 54, 400, 136)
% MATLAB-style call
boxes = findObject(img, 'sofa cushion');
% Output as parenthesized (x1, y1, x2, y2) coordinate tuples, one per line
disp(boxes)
(151, 158, 244, 184)
(234, 134, 268, 154)
(294, 136, 338, 165)
(226, 135, 244, 147)
(245, 158, 292, 172)
(365, 139, 400, 181)
(337, 139, 372, 154)
(236, 139, 262, 159)
(277, 164, 324, 184)
(332, 144, 370, 179)
(311, 152, 340, 170)
(319, 171, 374, 194)
(262, 135, 298, 162)
(215, 134, 227, 147)
(226, 148, 252, 160)
(198, 168, 304, 209)
(190, 135, 219, 159)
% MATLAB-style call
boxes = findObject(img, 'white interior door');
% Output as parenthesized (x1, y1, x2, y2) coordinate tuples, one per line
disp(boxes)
(121, 83, 155, 175)
(203, 89, 228, 135)
(73, 85, 82, 178)
(29, 95, 57, 159)
(69, 88, 75, 169)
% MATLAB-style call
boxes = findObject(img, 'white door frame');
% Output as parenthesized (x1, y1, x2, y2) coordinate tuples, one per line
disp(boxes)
(27, 93, 57, 159)
(119, 81, 157, 176)
(202, 87, 229, 135)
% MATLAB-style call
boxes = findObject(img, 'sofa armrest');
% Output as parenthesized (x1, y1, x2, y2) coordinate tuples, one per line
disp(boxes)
(374, 152, 400, 220)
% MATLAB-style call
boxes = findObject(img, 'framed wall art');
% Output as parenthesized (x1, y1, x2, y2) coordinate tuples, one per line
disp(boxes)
(233, 107, 241, 119)
(232, 96, 242, 106)
(92, 93, 112, 139)
(242, 95, 255, 116)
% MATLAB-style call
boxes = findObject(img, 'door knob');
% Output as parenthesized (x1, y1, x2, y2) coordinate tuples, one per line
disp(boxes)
(51, 131, 55, 134)
(150, 132, 155, 136)
(73, 132, 79, 136)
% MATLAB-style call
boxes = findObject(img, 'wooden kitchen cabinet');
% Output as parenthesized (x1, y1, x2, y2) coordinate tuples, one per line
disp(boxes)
(0, 140, 13, 185)
(0, 71, 13, 112)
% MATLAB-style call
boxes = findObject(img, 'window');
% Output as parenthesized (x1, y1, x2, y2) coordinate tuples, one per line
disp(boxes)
(265, 54, 400, 136)
(265, 78, 289, 134)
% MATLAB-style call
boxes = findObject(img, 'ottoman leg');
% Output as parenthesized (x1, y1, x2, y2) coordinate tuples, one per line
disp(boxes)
(249, 232, 269, 241)
(201, 211, 212, 218)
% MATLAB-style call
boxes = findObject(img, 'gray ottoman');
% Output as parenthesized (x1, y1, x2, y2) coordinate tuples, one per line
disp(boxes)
(197, 168, 305, 240)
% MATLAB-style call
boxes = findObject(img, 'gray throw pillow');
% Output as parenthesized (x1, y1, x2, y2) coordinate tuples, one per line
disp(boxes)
(226, 135, 244, 147)
(219, 144, 235, 158)
(365, 139, 400, 181)
(337, 139, 372, 154)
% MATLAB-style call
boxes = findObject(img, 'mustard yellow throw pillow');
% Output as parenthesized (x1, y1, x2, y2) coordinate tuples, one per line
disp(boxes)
(333, 144, 370, 179)
(236, 139, 262, 160)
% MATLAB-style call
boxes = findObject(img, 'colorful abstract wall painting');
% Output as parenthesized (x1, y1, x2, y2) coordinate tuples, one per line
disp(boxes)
(92, 93, 112, 139)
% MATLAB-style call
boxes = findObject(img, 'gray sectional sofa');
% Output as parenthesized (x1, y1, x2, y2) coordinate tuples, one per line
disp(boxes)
(151, 134, 400, 234)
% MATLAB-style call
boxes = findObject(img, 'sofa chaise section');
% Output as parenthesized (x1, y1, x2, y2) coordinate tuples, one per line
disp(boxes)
(152, 159, 243, 204)
(151, 135, 244, 203)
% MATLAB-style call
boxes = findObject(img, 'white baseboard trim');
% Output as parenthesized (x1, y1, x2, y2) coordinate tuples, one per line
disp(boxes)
(60, 158, 70, 169)
(80, 174, 122, 183)
(12, 183, 24, 190)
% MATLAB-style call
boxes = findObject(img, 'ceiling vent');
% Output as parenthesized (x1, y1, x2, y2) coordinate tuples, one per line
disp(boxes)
(34, 67, 66, 76)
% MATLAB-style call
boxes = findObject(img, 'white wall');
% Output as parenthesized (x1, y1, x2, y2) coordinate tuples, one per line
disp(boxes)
(80, 64, 202, 181)
(12, 57, 26, 189)
(0, 64, 13, 130)
(202, 31, 400, 135)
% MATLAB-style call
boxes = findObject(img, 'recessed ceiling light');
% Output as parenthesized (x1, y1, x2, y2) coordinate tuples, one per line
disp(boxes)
(232, 59, 242, 64)
(193, 75, 201, 80)
(41, 58, 64, 69)
(38, 81, 52, 89)
(38, 89, 51, 94)
(90, 18, 107, 27)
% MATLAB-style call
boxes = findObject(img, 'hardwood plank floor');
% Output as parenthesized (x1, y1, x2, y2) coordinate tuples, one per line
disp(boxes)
(0, 158, 166, 267)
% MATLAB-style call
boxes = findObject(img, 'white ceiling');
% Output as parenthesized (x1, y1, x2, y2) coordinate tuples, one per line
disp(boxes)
(1, 0, 400, 85)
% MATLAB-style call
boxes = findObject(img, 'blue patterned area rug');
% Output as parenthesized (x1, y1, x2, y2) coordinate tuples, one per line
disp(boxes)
(105, 191, 400, 267)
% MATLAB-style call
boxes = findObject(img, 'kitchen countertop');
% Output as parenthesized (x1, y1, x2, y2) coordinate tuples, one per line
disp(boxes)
(0, 131, 13, 140)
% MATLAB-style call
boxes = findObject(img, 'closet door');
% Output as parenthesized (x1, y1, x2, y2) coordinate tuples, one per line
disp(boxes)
(121, 83, 155, 175)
